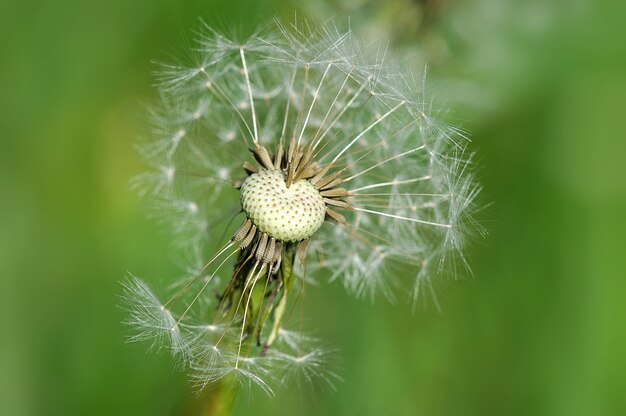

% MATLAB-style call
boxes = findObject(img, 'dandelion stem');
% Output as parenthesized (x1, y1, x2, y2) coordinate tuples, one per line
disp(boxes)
(180, 376, 238, 416)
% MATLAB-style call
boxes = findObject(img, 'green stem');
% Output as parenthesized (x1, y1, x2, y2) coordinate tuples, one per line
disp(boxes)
(180, 377, 238, 416)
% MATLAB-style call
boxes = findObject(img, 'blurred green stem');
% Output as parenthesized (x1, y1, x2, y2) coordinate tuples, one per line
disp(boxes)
(181, 377, 237, 416)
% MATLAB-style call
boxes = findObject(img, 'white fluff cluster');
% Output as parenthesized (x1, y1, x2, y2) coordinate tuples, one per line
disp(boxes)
(125, 19, 483, 393)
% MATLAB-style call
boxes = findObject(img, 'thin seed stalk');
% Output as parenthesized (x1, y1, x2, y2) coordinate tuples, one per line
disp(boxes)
(225, 243, 296, 353)
(172, 208, 302, 411)
(185, 244, 298, 415)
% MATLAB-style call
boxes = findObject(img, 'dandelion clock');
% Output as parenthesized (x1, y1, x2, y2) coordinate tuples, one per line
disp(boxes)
(123, 19, 483, 399)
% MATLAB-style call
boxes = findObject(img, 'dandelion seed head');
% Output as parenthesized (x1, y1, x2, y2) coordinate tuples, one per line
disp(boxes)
(126, 18, 483, 394)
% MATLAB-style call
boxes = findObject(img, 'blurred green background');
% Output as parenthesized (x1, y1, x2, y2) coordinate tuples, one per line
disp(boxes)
(2, 0, 625, 415)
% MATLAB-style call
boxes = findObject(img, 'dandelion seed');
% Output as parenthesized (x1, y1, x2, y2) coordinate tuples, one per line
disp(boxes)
(126, 19, 482, 394)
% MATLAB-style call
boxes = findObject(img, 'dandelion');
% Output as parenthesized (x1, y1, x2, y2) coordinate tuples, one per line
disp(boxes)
(124, 19, 482, 396)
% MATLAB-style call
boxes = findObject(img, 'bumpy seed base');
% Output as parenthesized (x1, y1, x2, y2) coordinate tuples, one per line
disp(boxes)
(240, 169, 326, 242)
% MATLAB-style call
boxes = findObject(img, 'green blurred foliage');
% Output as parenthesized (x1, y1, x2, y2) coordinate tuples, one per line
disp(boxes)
(1, 0, 625, 415)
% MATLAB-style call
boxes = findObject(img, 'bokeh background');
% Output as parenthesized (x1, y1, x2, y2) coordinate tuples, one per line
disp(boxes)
(2, 0, 625, 415)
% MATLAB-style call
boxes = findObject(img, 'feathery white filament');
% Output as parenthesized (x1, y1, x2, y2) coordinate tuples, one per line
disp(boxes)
(239, 48, 259, 144)
(344, 145, 426, 182)
(353, 207, 452, 228)
(311, 82, 367, 153)
(349, 176, 432, 193)
(297, 63, 332, 147)
(329, 101, 406, 164)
